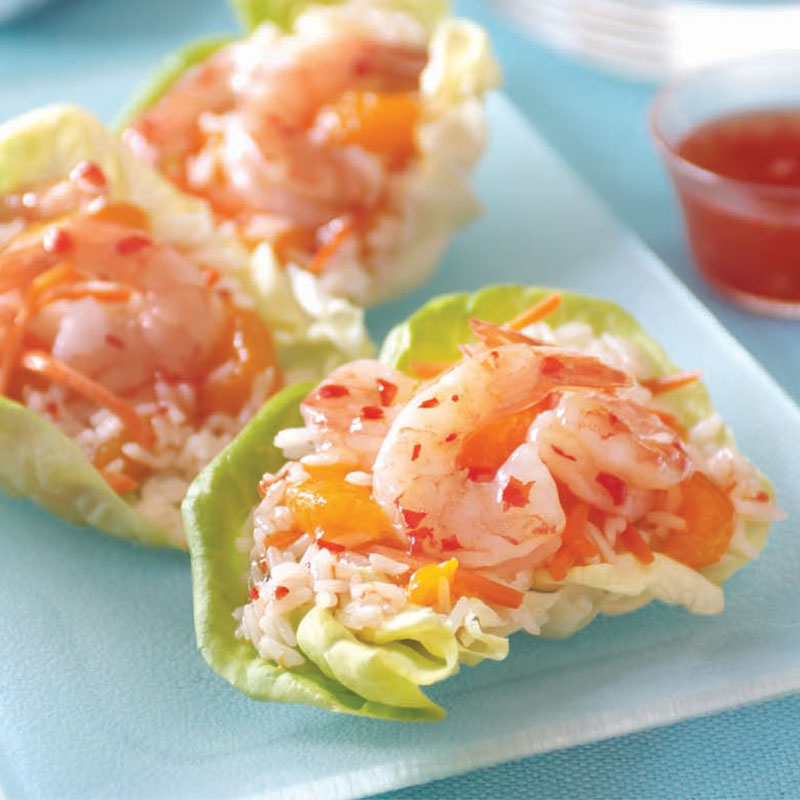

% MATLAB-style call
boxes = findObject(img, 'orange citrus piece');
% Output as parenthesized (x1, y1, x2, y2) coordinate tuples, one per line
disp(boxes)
(656, 472, 735, 569)
(199, 306, 280, 418)
(318, 90, 420, 165)
(408, 558, 458, 608)
(457, 405, 542, 480)
(285, 464, 392, 542)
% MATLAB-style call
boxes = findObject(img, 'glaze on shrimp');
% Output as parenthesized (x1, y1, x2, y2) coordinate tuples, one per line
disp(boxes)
(372, 344, 632, 569)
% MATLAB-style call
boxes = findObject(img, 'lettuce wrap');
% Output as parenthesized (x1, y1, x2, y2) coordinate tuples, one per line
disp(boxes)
(182, 285, 776, 719)
(0, 104, 371, 549)
(381, 285, 775, 638)
(120, 0, 500, 306)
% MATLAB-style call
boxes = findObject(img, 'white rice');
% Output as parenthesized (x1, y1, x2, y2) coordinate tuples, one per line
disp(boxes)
(25, 362, 277, 543)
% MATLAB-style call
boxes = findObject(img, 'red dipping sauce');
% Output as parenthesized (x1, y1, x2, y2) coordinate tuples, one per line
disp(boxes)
(672, 109, 800, 306)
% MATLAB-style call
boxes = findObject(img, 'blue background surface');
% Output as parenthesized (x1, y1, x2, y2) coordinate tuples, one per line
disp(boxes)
(0, 1, 798, 798)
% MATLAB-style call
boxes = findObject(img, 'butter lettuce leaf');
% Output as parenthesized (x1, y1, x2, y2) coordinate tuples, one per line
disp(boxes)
(115, 36, 234, 130)
(0, 105, 371, 548)
(230, 0, 450, 32)
(183, 383, 456, 720)
(381, 284, 774, 636)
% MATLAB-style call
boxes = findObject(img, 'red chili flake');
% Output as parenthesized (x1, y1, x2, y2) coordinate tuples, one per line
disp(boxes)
(419, 397, 439, 409)
(361, 405, 384, 420)
(202, 267, 220, 287)
(249, 586, 260, 600)
(541, 356, 564, 376)
(551, 445, 577, 462)
(502, 477, 535, 510)
(258, 559, 269, 573)
(490, 349, 500, 361)
(753, 491, 770, 502)
(596, 472, 627, 506)
(156, 370, 181, 385)
(451, 394, 460, 402)
(70, 160, 107, 189)
(274, 585, 290, 600)
(318, 383, 349, 399)
(411, 443, 422, 461)
(607, 412, 621, 427)
(445, 433, 457, 442)
(42, 227, 72, 255)
(467, 466, 495, 483)
(104, 333, 125, 350)
(351, 55, 372, 76)
(441, 536, 460, 551)
(45, 402, 58, 416)
(407, 527, 433, 556)
(315, 538, 345, 553)
(376, 378, 398, 407)
(114, 234, 151, 256)
(401, 508, 427, 529)
(156, 402, 170, 415)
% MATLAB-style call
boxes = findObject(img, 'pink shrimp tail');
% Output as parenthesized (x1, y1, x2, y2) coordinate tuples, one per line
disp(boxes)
(540, 352, 632, 393)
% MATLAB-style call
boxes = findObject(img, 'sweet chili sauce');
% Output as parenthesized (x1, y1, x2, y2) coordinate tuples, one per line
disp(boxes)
(673, 109, 800, 305)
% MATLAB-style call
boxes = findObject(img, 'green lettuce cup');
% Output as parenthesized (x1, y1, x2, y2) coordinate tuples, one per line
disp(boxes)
(183, 383, 458, 721)
(381, 285, 775, 637)
(182, 284, 776, 719)
(0, 104, 371, 549)
(119, 0, 500, 306)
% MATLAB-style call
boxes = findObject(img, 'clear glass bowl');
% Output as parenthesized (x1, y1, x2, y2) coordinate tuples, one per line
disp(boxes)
(651, 54, 800, 319)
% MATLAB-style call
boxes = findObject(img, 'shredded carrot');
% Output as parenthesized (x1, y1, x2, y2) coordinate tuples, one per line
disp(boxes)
(561, 502, 596, 555)
(361, 543, 524, 608)
(19, 350, 154, 449)
(41, 282, 132, 305)
(452, 568, 525, 609)
(307, 216, 356, 274)
(469, 318, 543, 347)
(28, 261, 84, 301)
(100, 470, 139, 494)
(641, 370, 702, 395)
(0, 303, 31, 395)
(507, 292, 563, 331)
(263, 529, 304, 550)
(410, 361, 453, 379)
(620, 524, 655, 564)
(548, 546, 577, 582)
(547, 502, 595, 580)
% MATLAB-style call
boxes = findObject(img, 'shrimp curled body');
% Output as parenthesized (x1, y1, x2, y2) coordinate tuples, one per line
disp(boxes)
(372, 344, 632, 569)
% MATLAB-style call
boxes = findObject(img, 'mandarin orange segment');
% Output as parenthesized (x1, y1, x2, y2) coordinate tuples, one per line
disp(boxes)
(285, 468, 392, 542)
(199, 306, 279, 418)
(656, 472, 735, 569)
(408, 558, 458, 608)
(319, 90, 420, 165)
(457, 405, 541, 478)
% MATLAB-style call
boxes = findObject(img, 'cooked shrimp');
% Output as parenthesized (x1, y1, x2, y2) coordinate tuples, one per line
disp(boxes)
(0, 161, 107, 226)
(371, 344, 632, 569)
(301, 359, 416, 470)
(125, 10, 427, 240)
(531, 392, 693, 520)
(1, 215, 228, 396)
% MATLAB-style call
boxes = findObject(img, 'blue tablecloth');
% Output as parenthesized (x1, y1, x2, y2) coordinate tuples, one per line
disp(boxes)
(0, 1, 797, 797)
